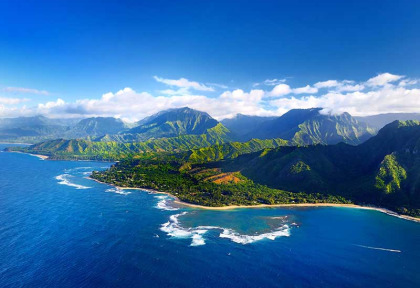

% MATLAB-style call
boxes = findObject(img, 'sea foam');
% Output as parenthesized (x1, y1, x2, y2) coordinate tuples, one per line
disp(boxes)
(219, 226, 290, 244)
(160, 212, 208, 246)
(160, 212, 291, 246)
(55, 174, 91, 189)
(155, 195, 179, 211)
(105, 188, 131, 195)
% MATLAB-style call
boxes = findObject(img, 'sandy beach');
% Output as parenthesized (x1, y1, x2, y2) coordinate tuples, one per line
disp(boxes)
(7, 151, 49, 160)
(90, 178, 420, 223)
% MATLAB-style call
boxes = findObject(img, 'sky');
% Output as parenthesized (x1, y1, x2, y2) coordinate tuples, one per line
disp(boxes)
(0, 0, 419, 121)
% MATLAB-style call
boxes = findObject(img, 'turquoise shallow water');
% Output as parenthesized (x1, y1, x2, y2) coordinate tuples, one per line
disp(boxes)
(0, 144, 419, 287)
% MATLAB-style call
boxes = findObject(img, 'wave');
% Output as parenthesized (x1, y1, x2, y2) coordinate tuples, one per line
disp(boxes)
(160, 212, 291, 246)
(155, 195, 179, 211)
(355, 244, 401, 253)
(219, 226, 290, 244)
(105, 188, 131, 195)
(55, 174, 91, 189)
(160, 212, 208, 246)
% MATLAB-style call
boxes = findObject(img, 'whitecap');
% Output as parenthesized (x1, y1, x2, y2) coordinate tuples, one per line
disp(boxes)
(219, 226, 290, 244)
(105, 188, 131, 195)
(160, 212, 291, 246)
(55, 174, 91, 189)
(160, 212, 208, 246)
(155, 195, 179, 211)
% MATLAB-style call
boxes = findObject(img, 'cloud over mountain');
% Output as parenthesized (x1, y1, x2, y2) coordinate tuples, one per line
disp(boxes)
(1, 73, 419, 121)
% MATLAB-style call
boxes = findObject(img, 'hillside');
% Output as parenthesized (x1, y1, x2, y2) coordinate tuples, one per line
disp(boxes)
(88, 120, 420, 215)
(6, 124, 233, 160)
(0, 115, 127, 143)
(0, 115, 73, 143)
(118, 107, 224, 141)
(176, 138, 289, 164)
(215, 121, 420, 216)
(64, 117, 127, 138)
(244, 108, 376, 145)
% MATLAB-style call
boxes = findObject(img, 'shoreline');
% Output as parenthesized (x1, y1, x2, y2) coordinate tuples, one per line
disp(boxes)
(5, 151, 116, 162)
(90, 178, 420, 223)
(7, 151, 49, 160)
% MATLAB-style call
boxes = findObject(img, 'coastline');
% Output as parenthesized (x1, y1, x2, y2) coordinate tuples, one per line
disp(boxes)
(7, 151, 49, 160)
(90, 178, 420, 223)
(5, 151, 116, 162)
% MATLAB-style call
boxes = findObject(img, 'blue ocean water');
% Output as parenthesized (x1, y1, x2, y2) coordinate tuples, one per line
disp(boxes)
(0, 144, 419, 287)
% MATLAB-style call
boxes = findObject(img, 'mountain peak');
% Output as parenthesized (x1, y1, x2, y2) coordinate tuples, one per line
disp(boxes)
(127, 107, 222, 140)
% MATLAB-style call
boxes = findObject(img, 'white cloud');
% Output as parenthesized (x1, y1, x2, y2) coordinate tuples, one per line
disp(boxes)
(293, 85, 318, 94)
(366, 73, 404, 86)
(398, 79, 418, 87)
(267, 84, 292, 97)
(1, 73, 419, 121)
(335, 84, 365, 92)
(32, 87, 269, 121)
(314, 80, 339, 89)
(206, 82, 228, 89)
(4, 87, 50, 95)
(0, 97, 30, 105)
(314, 80, 364, 92)
(269, 85, 420, 116)
(253, 78, 287, 87)
(153, 76, 214, 92)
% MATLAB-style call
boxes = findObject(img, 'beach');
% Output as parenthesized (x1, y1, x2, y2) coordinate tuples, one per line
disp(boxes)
(90, 178, 420, 223)
(7, 151, 49, 160)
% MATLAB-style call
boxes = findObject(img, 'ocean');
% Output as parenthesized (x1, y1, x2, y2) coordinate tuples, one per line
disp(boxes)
(0, 144, 419, 287)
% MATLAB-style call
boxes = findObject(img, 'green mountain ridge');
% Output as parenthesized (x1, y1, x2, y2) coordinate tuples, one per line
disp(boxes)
(7, 123, 233, 160)
(239, 108, 376, 145)
(89, 120, 419, 215)
(213, 120, 420, 215)
(65, 117, 127, 138)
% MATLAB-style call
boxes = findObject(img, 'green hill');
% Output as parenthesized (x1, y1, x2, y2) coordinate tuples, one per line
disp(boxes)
(104, 107, 227, 142)
(64, 117, 127, 138)
(217, 120, 420, 216)
(79, 120, 420, 216)
(244, 108, 376, 145)
(0, 115, 73, 143)
(7, 123, 233, 160)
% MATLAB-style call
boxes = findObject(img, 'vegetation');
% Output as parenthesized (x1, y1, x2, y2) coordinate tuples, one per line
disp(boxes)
(7, 136, 289, 162)
(216, 121, 420, 217)
(6, 129, 231, 160)
(91, 158, 351, 207)
(4, 111, 420, 217)
(375, 154, 407, 194)
(241, 108, 376, 145)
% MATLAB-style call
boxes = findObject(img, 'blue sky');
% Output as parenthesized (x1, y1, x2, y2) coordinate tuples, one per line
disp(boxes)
(0, 0, 419, 120)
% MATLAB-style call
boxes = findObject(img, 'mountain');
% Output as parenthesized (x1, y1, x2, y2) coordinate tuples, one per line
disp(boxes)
(356, 113, 420, 129)
(216, 120, 420, 216)
(221, 114, 276, 138)
(0, 108, 233, 144)
(0, 115, 127, 143)
(244, 108, 376, 145)
(128, 107, 220, 137)
(65, 117, 127, 138)
(178, 138, 289, 164)
(99, 107, 232, 143)
(0, 115, 71, 143)
(8, 124, 233, 160)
